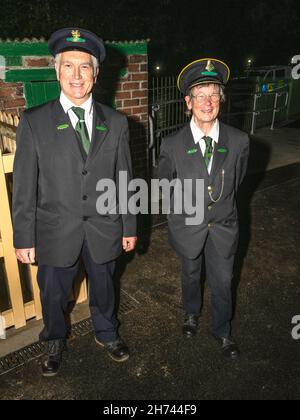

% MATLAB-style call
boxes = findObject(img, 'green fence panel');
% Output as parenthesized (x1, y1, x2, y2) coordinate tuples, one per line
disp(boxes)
(24, 81, 60, 109)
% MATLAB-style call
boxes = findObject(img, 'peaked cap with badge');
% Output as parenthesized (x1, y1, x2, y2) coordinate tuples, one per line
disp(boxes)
(48, 28, 106, 63)
(177, 58, 230, 95)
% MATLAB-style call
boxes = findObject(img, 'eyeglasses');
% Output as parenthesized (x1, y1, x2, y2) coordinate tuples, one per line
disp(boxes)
(191, 93, 221, 103)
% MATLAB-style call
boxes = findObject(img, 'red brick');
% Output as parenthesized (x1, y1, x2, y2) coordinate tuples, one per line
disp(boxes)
(0, 89, 14, 98)
(128, 64, 140, 73)
(140, 64, 148, 72)
(3, 98, 26, 108)
(115, 100, 123, 108)
(124, 99, 140, 107)
(140, 98, 148, 106)
(132, 90, 148, 99)
(122, 82, 140, 91)
(15, 87, 24, 97)
(24, 57, 51, 67)
(132, 106, 148, 114)
(139, 113, 148, 121)
(141, 82, 148, 89)
(120, 108, 133, 115)
(129, 55, 147, 64)
(115, 91, 131, 100)
(130, 73, 148, 82)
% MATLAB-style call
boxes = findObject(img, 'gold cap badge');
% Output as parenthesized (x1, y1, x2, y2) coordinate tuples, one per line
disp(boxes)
(66, 29, 86, 43)
(205, 60, 215, 72)
(71, 30, 81, 42)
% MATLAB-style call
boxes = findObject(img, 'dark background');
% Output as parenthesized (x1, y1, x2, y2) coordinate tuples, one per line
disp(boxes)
(0, 0, 300, 75)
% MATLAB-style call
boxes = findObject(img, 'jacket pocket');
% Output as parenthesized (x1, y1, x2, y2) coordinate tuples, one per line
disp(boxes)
(36, 208, 60, 226)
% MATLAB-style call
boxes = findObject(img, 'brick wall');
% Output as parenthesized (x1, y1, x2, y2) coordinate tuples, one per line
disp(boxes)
(115, 54, 149, 177)
(0, 81, 26, 114)
(0, 40, 149, 177)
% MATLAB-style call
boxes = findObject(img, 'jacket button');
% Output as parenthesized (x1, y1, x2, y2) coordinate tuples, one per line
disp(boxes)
(208, 223, 213, 228)
(83, 195, 88, 201)
(208, 186, 212, 192)
(82, 170, 88, 175)
(208, 205, 213, 211)
(83, 216, 89, 221)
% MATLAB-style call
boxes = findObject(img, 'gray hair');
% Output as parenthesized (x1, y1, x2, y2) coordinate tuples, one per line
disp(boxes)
(54, 53, 99, 77)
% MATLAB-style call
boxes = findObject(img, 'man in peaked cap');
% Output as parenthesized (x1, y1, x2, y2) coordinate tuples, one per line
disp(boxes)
(13, 28, 137, 376)
(159, 58, 250, 360)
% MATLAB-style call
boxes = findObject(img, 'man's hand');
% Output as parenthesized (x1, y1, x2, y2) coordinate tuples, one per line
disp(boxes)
(122, 237, 137, 253)
(15, 248, 36, 264)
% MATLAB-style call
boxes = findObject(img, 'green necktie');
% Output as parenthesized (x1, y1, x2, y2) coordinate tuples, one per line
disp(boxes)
(72, 107, 90, 155)
(203, 136, 213, 168)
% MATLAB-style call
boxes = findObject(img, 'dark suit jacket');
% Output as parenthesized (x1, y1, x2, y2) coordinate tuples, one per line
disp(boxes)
(13, 99, 137, 267)
(158, 121, 250, 260)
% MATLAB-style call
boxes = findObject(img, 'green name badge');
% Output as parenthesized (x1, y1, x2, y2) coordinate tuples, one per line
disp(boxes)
(217, 148, 228, 153)
(57, 124, 69, 130)
(187, 148, 198, 155)
(96, 125, 108, 132)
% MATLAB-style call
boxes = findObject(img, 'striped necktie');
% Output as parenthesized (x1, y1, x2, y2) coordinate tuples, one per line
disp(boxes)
(72, 107, 90, 155)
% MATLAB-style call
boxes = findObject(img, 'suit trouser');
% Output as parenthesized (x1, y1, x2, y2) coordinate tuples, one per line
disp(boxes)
(37, 241, 118, 343)
(181, 234, 235, 338)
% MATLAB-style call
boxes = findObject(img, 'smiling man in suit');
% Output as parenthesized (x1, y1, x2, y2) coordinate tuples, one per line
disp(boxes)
(159, 59, 249, 359)
(13, 28, 137, 376)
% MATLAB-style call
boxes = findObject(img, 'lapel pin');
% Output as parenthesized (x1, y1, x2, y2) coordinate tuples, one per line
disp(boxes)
(187, 148, 198, 155)
(57, 124, 69, 130)
(96, 125, 108, 132)
(217, 148, 228, 153)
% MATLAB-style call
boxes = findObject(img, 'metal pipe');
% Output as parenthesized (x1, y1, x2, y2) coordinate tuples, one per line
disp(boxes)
(271, 92, 279, 130)
(251, 94, 261, 135)
(148, 115, 154, 150)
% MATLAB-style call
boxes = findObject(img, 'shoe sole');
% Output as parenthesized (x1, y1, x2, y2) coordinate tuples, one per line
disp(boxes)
(95, 338, 130, 363)
(42, 371, 59, 378)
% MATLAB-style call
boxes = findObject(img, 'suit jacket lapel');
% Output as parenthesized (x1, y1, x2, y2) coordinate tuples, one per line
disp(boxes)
(52, 99, 84, 163)
(85, 102, 109, 168)
(183, 124, 208, 180)
(209, 122, 229, 182)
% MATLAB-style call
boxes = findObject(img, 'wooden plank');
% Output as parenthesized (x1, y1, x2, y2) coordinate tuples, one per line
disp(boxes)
(2, 153, 14, 174)
(0, 239, 4, 258)
(2, 310, 14, 329)
(5, 69, 57, 83)
(0, 149, 26, 329)
(0, 122, 17, 138)
(75, 277, 88, 304)
(3, 302, 36, 329)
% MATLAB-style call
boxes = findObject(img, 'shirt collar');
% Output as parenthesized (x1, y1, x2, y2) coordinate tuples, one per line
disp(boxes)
(190, 117, 219, 145)
(60, 92, 93, 116)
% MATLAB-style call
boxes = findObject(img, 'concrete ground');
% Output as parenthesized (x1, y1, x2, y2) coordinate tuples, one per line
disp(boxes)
(0, 123, 299, 400)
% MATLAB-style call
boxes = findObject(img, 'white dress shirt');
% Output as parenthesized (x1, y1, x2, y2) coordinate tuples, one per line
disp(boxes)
(190, 117, 219, 174)
(60, 92, 94, 141)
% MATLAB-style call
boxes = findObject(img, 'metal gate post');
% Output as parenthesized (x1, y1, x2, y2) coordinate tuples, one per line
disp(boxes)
(271, 92, 279, 130)
(251, 93, 261, 135)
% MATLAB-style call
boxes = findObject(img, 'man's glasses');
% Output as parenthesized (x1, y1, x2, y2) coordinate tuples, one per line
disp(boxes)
(191, 93, 221, 104)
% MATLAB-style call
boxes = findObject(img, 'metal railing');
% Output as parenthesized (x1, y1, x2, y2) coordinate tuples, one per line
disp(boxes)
(149, 76, 292, 168)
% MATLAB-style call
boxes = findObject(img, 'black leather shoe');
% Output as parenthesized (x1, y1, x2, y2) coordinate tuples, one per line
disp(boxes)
(42, 339, 66, 377)
(182, 314, 199, 338)
(214, 336, 240, 360)
(95, 337, 130, 363)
